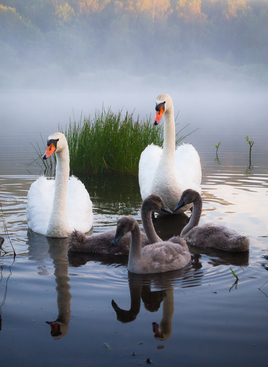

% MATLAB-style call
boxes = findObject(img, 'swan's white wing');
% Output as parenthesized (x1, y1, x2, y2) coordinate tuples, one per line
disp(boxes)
(174, 143, 202, 193)
(26, 176, 54, 236)
(66, 176, 93, 233)
(138, 144, 162, 200)
(27, 176, 93, 236)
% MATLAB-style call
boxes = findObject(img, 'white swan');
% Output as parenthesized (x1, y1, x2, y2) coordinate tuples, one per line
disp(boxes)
(138, 93, 202, 213)
(26, 132, 93, 238)
(68, 194, 172, 255)
(111, 216, 191, 274)
(174, 189, 250, 252)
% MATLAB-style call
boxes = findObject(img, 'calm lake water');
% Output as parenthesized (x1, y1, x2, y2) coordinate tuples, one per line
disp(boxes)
(0, 90, 268, 367)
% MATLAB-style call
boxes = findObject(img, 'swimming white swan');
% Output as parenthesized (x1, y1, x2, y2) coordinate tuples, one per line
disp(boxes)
(26, 132, 93, 238)
(68, 194, 172, 255)
(111, 216, 191, 274)
(138, 93, 202, 213)
(174, 189, 250, 252)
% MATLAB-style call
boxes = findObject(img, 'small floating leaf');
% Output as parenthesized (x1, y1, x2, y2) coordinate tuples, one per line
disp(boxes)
(104, 343, 112, 350)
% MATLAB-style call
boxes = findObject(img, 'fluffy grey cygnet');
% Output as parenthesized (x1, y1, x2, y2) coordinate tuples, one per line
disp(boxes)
(111, 216, 191, 274)
(68, 194, 172, 256)
(174, 189, 250, 252)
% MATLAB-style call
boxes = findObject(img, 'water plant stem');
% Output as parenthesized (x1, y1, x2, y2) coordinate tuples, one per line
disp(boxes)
(0, 204, 16, 258)
(245, 135, 254, 167)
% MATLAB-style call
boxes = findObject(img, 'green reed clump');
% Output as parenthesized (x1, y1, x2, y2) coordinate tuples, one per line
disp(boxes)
(62, 108, 164, 175)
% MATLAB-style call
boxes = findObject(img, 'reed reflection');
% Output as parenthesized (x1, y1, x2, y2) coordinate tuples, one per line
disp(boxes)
(27, 231, 71, 340)
(0, 256, 14, 331)
(81, 172, 142, 216)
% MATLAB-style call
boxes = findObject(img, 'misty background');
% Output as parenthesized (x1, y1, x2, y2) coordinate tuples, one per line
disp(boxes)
(0, 0, 268, 174)
(1, 0, 268, 90)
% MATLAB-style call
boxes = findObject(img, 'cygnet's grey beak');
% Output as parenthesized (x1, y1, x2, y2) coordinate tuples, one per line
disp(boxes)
(111, 229, 124, 245)
(161, 205, 173, 214)
(174, 198, 185, 212)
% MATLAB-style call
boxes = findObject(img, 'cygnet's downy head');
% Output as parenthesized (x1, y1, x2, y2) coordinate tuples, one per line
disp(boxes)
(111, 216, 135, 246)
(154, 93, 173, 125)
(174, 189, 201, 212)
(43, 132, 66, 160)
(143, 194, 172, 214)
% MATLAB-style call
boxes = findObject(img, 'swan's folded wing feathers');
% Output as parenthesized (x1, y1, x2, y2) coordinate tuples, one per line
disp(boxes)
(141, 242, 191, 273)
(186, 223, 250, 252)
(138, 144, 162, 200)
(174, 144, 202, 192)
(26, 176, 54, 235)
(66, 176, 93, 233)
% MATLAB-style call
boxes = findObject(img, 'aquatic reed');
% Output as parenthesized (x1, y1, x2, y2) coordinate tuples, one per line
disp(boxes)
(61, 108, 164, 175)
(215, 142, 221, 156)
(245, 135, 254, 167)
(30, 107, 194, 176)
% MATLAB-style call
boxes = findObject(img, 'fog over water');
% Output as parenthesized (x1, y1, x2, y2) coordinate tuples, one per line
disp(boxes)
(1, 1, 268, 173)
(0, 86, 267, 175)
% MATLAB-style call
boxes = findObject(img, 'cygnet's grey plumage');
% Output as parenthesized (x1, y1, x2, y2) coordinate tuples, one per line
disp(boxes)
(68, 194, 172, 255)
(174, 189, 250, 252)
(111, 216, 191, 274)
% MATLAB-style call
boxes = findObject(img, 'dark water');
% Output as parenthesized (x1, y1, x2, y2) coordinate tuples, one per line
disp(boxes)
(0, 90, 268, 366)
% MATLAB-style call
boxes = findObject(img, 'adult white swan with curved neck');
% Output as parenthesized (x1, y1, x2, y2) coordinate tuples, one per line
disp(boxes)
(174, 189, 250, 252)
(138, 93, 202, 213)
(111, 216, 191, 274)
(26, 132, 93, 238)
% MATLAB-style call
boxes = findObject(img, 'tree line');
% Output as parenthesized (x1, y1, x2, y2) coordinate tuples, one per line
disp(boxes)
(1, 0, 268, 87)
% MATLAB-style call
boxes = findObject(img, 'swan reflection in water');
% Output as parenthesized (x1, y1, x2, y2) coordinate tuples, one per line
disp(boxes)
(27, 230, 71, 340)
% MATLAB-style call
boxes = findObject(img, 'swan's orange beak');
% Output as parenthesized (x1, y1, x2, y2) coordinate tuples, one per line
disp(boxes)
(43, 142, 56, 160)
(154, 101, 166, 125)
(154, 107, 164, 125)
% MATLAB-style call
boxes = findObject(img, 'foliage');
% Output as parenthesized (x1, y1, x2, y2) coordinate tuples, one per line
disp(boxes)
(55, 2, 75, 24)
(245, 135, 254, 149)
(1, 0, 268, 87)
(61, 108, 164, 175)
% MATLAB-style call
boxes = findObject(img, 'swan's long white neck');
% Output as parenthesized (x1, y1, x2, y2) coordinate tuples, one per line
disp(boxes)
(46, 144, 70, 237)
(128, 221, 142, 267)
(162, 104, 176, 164)
(180, 196, 202, 237)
